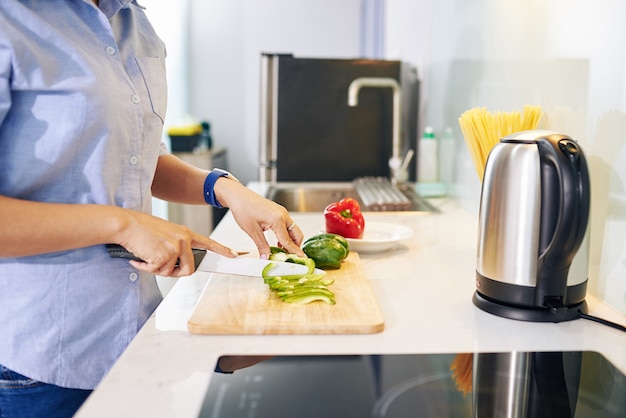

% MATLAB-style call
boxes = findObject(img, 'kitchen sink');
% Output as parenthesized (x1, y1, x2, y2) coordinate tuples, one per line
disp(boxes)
(265, 181, 438, 213)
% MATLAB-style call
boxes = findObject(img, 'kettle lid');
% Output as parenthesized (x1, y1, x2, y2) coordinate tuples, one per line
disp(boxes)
(501, 129, 563, 144)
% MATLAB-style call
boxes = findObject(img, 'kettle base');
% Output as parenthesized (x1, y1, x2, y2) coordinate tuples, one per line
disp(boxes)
(473, 291, 588, 323)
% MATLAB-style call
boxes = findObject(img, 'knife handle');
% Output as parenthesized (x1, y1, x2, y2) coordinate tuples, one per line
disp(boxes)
(105, 244, 206, 272)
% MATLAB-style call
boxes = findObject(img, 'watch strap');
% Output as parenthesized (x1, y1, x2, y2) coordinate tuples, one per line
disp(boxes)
(204, 168, 237, 207)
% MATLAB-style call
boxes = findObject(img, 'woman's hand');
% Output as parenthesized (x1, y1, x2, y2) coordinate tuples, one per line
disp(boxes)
(116, 209, 238, 277)
(213, 178, 305, 259)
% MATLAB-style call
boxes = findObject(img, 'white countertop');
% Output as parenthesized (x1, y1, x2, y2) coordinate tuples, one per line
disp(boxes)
(76, 199, 626, 417)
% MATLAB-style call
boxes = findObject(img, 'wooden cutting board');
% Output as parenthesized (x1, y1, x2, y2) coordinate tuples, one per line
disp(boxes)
(187, 252, 384, 335)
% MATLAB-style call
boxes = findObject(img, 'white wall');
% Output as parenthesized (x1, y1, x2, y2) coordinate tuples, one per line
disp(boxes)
(386, 0, 626, 314)
(144, 0, 190, 222)
(144, 1, 191, 295)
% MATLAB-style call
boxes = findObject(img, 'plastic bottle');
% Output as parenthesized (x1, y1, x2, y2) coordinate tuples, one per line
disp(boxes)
(439, 126, 456, 185)
(418, 126, 438, 183)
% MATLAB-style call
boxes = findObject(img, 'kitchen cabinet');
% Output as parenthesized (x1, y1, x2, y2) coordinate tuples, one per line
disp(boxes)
(75, 188, 626, 417)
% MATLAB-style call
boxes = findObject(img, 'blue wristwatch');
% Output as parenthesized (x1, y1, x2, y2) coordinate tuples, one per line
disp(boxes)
(204, 168, 239, 208)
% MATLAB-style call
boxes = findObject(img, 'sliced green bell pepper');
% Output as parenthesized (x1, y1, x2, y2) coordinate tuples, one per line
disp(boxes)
(268, 246, 315, 274)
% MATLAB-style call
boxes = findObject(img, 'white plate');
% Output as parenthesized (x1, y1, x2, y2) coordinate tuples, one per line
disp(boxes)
(345, 222, 414, 253)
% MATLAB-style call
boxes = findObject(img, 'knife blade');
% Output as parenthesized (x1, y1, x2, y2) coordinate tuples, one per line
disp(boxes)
(198, 251, 324, 278)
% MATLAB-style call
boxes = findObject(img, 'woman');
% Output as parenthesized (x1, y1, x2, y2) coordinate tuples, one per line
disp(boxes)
(0, 1, 304, 416)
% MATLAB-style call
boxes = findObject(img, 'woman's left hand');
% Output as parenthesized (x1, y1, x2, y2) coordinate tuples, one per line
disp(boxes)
(214, 178, 305, 259)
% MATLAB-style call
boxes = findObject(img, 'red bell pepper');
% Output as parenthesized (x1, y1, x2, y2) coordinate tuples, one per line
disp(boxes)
(324, 198, 365, 239)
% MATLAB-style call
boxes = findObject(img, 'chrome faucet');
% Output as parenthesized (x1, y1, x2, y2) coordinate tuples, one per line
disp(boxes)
(347, 77, 409, 183)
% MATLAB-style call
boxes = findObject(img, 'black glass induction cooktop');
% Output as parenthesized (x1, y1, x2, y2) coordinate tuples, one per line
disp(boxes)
(199, 351, 625, 418)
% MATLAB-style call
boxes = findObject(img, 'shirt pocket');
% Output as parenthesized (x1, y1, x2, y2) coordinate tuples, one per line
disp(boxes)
(135, 56, 167, 123)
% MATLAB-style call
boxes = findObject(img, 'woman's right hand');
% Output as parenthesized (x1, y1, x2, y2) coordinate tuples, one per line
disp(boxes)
(115, 209, 238, 277)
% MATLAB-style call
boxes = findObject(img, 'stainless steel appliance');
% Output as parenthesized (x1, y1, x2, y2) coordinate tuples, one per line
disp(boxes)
(473, 351, 582, 418)
(474, 130, 591, 322)
(259, 54, 419, 182)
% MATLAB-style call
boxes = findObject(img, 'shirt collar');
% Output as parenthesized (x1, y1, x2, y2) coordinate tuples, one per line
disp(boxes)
(90, 0, 136, 19)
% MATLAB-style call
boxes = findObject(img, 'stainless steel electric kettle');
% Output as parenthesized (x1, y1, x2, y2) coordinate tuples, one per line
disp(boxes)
(474, 130, 591, 322)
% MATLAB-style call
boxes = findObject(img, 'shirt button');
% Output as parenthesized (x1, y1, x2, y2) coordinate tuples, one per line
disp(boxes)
(105, 46, 116, 55)
(131, 95, 140, 104)
(129, 272, 138, 282)
(129, 155, 138, 165)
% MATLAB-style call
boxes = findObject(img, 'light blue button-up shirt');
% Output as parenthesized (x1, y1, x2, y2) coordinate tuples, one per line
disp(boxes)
(0, 0, 168, 389)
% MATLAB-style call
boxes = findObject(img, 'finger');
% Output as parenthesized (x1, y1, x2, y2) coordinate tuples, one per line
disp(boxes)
(191, 235, 239, 258)
(288, 223, 304, 247)
(254, 237, 272, 260)
(127, 242, 191, 276)
(240, 226, 271, 259)
(273, 222, 305, 257)
(174, 246, 196, 276)
(129, 259, 178, 277)
(279, 238, 305, 257)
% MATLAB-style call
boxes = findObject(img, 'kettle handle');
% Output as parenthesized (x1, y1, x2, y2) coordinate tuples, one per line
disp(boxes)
(535, 135, 590, 305)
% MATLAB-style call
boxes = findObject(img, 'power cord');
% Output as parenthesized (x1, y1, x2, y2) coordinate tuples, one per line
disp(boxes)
(578, 310, 626, 332)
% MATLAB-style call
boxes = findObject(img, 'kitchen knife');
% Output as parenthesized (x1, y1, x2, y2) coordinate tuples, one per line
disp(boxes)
(105, 244, 206, 272)
(197, 251, 325, 278)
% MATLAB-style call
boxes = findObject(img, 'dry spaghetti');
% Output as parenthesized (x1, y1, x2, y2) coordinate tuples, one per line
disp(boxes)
(458, 105, 543, 181)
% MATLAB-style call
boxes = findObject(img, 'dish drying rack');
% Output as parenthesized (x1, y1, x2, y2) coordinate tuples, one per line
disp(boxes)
(353, 177, 412, 211)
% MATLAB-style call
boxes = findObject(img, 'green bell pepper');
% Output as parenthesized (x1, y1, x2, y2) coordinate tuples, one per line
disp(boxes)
(302, 233, 349, 270)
